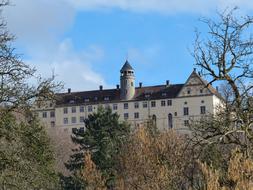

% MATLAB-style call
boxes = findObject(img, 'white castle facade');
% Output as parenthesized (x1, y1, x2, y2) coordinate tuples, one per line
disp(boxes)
(35, 60, 222, 133)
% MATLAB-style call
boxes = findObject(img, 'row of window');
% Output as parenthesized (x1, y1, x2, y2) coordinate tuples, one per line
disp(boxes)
(62, 100, 173, 114)
(63, 116, 85, 125)
(42, 111, 55, 118)
(183, 106, 206, 116)
(42, 105, 206, 119)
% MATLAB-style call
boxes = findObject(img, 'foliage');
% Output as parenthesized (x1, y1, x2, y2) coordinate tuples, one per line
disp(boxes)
(200, 149, 253, 190)
(0, 1, 62, 189)
(0, 112, 60, 189)
(66, 107, 130, 189)
(117, 125, 190, 190)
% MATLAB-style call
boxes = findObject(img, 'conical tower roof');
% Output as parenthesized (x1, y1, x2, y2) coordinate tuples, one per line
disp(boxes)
(120, 60, 134, 72)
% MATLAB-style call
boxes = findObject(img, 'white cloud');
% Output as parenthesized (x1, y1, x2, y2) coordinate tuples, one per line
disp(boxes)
(66, 0, 253, 14)
(28, 39, 109, 92)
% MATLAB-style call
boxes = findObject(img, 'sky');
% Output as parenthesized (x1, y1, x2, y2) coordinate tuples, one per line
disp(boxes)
(3, 0, 253, 92)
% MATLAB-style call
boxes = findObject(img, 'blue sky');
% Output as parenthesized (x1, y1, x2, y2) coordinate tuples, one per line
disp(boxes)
(4, 0, 253, 91)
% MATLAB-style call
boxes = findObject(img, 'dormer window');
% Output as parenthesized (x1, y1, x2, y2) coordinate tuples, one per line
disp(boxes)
(94, 97, 98, 101)
(69, 100, 75, 104)
(145, 94, 150, 98)
(104, 97, 110, 101)
(84, 98, 89, 102)
(162, 92, 167, 97)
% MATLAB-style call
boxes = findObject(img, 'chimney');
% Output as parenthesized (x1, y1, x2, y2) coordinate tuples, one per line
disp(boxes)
(139, 82, 142, 88)
(116, 84, 120, 90)
(166, 80, 170, 86)
(99, 85, 103, 91)
(68, 88, 71, 93)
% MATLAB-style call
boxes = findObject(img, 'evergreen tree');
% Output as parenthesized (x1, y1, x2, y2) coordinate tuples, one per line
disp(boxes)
(66, 107, 130, 189)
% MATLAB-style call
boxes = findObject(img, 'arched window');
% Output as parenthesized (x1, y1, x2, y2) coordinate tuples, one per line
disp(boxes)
(152, 114, 157, 126)
(168, 113, 173, 129)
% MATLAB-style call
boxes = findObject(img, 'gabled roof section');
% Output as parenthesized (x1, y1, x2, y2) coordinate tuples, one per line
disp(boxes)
(177, 69, 223, 99)
(120, 60, 134, 72)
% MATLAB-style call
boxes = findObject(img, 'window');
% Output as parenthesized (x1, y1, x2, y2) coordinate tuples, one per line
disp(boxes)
(162, 92, 167, 97)
(49, 103, 53, 107)
(183, 107, 189, 116)
(71, 117, 76, 124)
(124, 113, 129, 120)
(42, 112, 47, 118)
(145, 94, 150, 98)
(50, 121, 55, 127)
(63, 107, 68, 114)
(201, 100, 205, 104)
(79, 127, 85, 134)
(134, 112, 139, 119)
(161, 100, 166, 107)
(69, 100, 75, 104)
(84, 98, 90, 102)
(72, 107, 76, 113)
(184, 120, 189, 126)
(80, 106, 84, 112)
(143, 101, 148, 108)
(124, 103, 128, 109)
(200, 106, 206, 114)
(50, 111, 55, 118)
(88, 105, 93, 112)
(187, 89, 191, 94)
(151, 101, 156, 107)
(134, 102, 139, 109)
(168, 113, 173, 129)
(105, 104, 110, 109)
(200, 89, 203, 93)
(113, 104, 118, 110)
(131, 82, 134, 86)
(167, 100, 172, 106)
(174, 112, 177, 116)
(80, 116, 85, 123)
(184, 101, 187, 105)
(104, 97, 109, 101)
(63, 118, 68, 124)
(72, 128, 78, 134)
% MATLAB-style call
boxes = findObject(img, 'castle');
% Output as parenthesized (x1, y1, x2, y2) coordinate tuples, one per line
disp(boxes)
(35, 60, 222, 133)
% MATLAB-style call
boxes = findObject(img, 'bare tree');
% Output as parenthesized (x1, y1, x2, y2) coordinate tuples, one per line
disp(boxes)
(192, 8, 253, 156)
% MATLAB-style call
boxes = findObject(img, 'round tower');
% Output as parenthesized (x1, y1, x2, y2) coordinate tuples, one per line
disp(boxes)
(120, 60, 135, 100)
